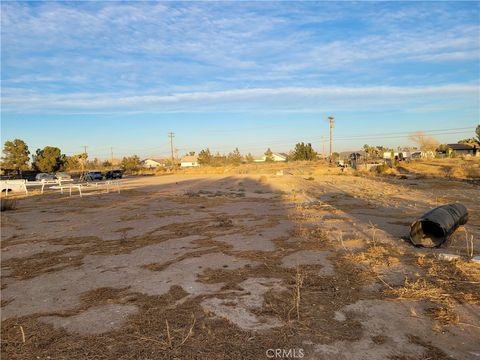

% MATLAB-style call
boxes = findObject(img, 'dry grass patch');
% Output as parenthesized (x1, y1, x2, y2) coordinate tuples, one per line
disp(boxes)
(344, 244, 401, 272)
(401, 158, 480, 180)
(1, 198, 17, 212)
(389, 278, 452, 304)
(2, 250, 85, 280)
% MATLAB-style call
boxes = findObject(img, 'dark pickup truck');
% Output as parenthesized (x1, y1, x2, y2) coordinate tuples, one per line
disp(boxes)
(105, 170, 123, 179)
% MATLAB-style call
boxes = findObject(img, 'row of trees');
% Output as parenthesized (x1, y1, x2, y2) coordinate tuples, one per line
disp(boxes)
(1, 139, 68, 173)
(3, 126, 478, 172)
(197, 148, 251, 166)
(1, 138, 143, 173)
(196, 143, 319, 166)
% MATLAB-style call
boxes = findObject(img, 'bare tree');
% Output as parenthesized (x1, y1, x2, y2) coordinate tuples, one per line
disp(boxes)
(409, 131, 439, 152)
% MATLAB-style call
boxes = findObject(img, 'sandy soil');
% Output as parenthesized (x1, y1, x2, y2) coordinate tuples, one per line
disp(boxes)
(1, 171, 479, 359)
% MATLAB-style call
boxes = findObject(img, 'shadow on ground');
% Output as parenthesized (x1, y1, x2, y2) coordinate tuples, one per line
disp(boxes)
(1, 174, 479, 359)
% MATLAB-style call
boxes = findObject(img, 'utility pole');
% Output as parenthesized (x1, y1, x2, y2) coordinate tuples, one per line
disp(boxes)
(110, 147, 114, 169)
(80, 146, 88, 181)
(321, 135, 325, 160)
(328, 116, 335, 163)
(168, 132, 175, 170)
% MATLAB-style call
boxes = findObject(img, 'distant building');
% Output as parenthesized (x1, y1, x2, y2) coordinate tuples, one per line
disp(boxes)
(180, 155, 199, 167)
(383, 151, 411, 160)
(254, 152, 288, 162)
(447, 143, 478, 157)
(142, 158, 165, 168)
(339, 150, 366, 160)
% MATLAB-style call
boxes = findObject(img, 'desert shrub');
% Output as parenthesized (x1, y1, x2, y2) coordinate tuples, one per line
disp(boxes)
(375, 163, 390, 174)
(0, 198, 17, 211)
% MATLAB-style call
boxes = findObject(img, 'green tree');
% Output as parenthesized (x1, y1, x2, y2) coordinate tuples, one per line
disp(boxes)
(245, 153, 254, 163)
(363, 144, 383, 159)
(120, 155, 141, 173)
(64, 155, 80, 170)
(227, 147, 242, 165)
(458, 136, 480, 146)
(264, 148, 274, 162)
(211, 152, 226, 167)
(437, 144, 449, 154)
(1, 139, 30, 172)
(102, 160, 112, 168)
(32, 146, 65, 172)
(476, 125, 480, 143)
(291, 142, 317, 161)
(375, 146, 392, 157)
(363, 144, 374, 159)
(78, 153, 88, 174)
(198, 148, 213, 165)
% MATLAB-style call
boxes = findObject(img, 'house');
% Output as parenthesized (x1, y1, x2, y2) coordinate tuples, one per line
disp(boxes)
(254, 152, 288, 162)
(338, 150, 366, 161)
(142, 158, 165, 168)
(447, 143, 478, 157)
(409, 151, 435, 159)
(383, 151, 411, 160)
(180, 155, 199, 167)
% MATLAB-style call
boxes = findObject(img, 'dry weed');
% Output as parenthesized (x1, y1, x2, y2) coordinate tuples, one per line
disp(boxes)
(1, 198, 17, 211)
(389, 278, 453, 305)
(288, 266, 305, 321)
(464, 228, 474, 258)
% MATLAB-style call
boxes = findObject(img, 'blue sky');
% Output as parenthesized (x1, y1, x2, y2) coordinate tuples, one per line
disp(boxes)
(1, 1, 479, 159)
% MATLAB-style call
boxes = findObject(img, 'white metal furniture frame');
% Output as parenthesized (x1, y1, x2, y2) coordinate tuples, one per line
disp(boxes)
(50, 180, 121, 198)
(25, 179, 74, 194)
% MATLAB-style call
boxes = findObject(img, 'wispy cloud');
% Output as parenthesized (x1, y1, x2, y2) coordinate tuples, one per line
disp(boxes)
(2, 84, 477, 114)
(2, 1, 479, 94)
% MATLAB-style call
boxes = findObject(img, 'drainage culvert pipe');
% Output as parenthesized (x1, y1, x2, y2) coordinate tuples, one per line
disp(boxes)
(410, 203, 468, 248)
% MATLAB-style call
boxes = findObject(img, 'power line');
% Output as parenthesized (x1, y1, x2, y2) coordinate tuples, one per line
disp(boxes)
(333, 127, 473, 140)
(334, 130, 472, 141)
(71, 129, 473, 158)
(59, 126, 475, 155)
(57, 126, 474, 158)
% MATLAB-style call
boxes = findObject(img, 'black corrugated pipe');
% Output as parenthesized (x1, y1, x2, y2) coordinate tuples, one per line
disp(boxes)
(410, 203, 468, 248)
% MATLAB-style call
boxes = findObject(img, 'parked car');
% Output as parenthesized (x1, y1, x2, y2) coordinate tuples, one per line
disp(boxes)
(35, 173, 56, 181)
(105, 170, 123, 179)
(55, 172, 72, 180)
(85, 171, 104, 181)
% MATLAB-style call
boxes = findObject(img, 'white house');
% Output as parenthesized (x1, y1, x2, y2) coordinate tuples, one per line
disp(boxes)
(383, 152, 411, 160)
(180, 155, 199, 167)
(254, 152, 288, 162)
(142, 158, 165, 168)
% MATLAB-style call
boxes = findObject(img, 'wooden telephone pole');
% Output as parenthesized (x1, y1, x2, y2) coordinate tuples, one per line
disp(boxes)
(168, 132, 175, 170)
(328, 116, 335, 163)
(110, 147, 114, 169)
(80, 146, 88, 181)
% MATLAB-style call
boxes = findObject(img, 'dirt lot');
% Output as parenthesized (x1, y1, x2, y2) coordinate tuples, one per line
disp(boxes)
(1, 166, 480, 359)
